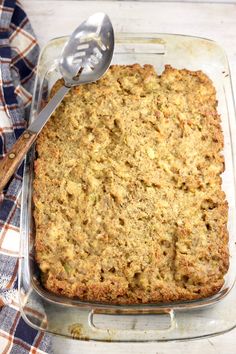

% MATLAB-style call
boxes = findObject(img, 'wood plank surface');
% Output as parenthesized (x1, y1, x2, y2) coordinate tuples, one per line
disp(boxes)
(21, 1, 236, 353)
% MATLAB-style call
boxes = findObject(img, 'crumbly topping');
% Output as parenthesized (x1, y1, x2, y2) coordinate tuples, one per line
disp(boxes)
(34, 64, 228, 304)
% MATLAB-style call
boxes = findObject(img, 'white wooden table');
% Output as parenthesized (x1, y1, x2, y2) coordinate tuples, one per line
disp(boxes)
(22, 1, 236, 353)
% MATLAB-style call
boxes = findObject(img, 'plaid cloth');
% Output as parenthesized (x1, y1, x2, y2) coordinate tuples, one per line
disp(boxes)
(0, 1, 52, 353)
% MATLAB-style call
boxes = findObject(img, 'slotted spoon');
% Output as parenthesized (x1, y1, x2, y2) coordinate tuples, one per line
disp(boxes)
(0, 12, 114, 192)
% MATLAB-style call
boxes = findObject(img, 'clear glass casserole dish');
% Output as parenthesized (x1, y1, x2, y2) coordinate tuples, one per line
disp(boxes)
(19, 33, 236, 341)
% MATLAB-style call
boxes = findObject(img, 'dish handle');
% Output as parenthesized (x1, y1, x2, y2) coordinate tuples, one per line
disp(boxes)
(68, 307, 176, 341)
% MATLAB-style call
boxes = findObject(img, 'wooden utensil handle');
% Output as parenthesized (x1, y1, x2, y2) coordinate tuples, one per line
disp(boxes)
(0, 130, 37, 192)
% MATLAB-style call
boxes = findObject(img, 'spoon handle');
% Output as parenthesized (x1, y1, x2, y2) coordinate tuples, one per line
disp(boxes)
(0, 85, 70, 192)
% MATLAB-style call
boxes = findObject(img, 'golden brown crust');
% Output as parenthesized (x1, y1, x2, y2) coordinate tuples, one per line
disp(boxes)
(34, 64, 229, 304)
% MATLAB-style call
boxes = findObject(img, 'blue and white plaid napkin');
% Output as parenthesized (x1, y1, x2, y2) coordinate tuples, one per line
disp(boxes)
(0, 1, 52, 352)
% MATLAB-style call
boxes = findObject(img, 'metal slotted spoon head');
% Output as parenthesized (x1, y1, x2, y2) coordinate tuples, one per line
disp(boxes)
(59, 12, 114, 87)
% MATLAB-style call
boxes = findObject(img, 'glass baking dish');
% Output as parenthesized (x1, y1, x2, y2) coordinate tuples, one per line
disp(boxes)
(19, 33, 236, 341)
